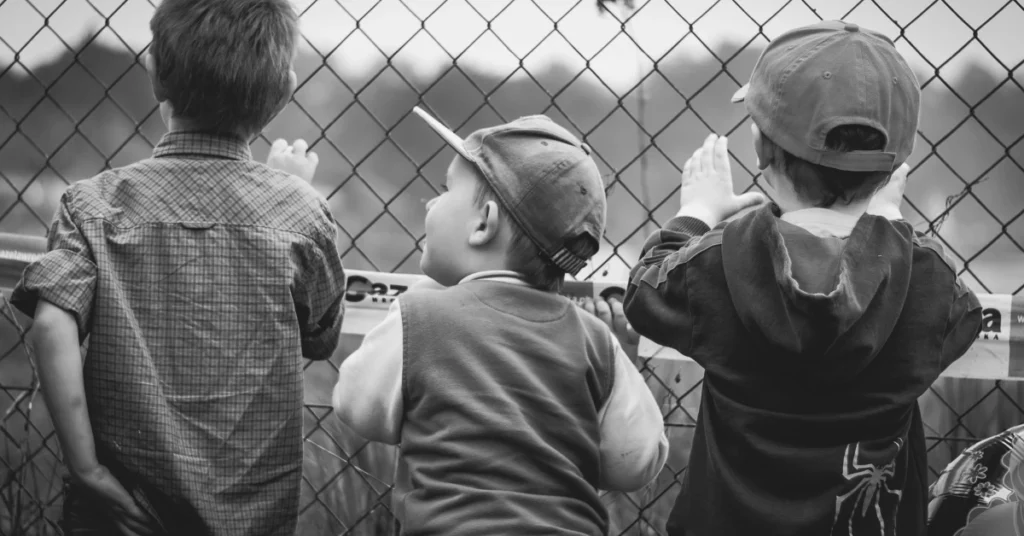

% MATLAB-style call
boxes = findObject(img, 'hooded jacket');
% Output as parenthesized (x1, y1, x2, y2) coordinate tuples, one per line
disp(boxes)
(624, 204, 982, 536)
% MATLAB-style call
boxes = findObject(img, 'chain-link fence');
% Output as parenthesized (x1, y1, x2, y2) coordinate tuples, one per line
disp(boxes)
(2, 0, 1023, 533)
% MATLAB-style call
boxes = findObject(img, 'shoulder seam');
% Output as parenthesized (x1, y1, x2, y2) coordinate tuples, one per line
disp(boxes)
(399, 295, 412, 412)
(652, 229, 723, 286)
(605, 330, 618, 409)
(913, 233, 960, 276)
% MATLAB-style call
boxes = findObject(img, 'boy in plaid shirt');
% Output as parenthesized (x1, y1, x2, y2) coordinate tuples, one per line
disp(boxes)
(11, 1, 344, 534)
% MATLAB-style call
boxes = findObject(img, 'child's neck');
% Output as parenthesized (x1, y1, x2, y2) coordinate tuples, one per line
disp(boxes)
(785, 201, 869, 217)
(166, 116, 251, 141)
(449, 253, 518, 283)
(467, 258, 515, 278)
(768, 168, 870, 218)
(776, 192, 871, 218)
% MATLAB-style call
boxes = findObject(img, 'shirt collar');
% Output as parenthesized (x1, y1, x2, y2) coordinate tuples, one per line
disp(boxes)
(458, 270, 530, 286)
(152, 131, 252, 161)
(780, 208, 862, 238)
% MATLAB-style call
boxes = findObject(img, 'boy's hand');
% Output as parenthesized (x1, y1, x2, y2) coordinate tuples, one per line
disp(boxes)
(867, 163, 909, 221)
(580, 297, 641, 365)
(267, 138, 319, 183)
(75, 465, 160, 535)
(677, 134, 765, 227)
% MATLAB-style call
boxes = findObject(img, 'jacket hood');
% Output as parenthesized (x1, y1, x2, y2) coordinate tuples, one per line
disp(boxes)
(720, 204, 915, 380)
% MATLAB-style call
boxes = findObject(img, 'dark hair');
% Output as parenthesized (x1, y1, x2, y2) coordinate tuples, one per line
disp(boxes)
(473, 177, 599, 292)
(771, 125, 892, 208)
(149, 0, 298, 136)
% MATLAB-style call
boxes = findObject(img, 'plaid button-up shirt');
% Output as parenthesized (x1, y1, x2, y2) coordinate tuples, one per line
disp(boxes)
(12, 131, 345, 535)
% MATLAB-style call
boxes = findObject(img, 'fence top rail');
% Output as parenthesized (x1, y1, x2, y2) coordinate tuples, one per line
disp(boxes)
(0, 233, 45, 290)
(2, 232, 1020, 382)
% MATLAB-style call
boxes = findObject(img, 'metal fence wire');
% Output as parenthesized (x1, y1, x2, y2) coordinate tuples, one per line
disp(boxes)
(2, 0, 1023, 534)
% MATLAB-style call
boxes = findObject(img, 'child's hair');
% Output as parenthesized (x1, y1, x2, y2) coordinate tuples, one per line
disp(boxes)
(149, 0, 299, 136)
(473, 176, 599, 292)
(768, 125, 893, 208)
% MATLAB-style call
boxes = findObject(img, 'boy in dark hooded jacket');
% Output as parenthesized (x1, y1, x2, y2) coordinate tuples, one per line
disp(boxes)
(624, 20, 983, 536)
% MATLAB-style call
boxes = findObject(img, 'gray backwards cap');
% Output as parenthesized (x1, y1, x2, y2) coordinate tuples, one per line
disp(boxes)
(732, 20, 920, 172)
(413, 106, 606, 276)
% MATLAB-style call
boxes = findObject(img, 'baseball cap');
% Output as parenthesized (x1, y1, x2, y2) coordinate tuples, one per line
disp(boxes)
(732, 20, 920, 172)
(413, 107, 605, 276)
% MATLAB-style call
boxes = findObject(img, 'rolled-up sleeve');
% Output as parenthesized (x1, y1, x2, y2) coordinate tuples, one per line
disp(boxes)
(11, 191, 97, 336)
(332, 299, 404, 445)
(597, 339, 669, 492)
(292, 207, 346, 361)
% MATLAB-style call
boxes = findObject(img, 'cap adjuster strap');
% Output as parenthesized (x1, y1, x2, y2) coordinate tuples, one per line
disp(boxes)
(816, 150, 897, 172)
(549, 248, 588, 276)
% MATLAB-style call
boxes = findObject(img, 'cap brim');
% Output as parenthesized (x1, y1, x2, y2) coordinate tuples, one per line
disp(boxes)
(412, 106, 472, 161)
(731, 84, 749, 103)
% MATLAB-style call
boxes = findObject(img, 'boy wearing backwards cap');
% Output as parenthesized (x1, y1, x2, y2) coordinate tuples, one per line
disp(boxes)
(332, 109, 668, 535)
(624, 20, 982, 535)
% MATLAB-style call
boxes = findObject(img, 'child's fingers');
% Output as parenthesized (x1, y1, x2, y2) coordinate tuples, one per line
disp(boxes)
(308, 151, 319, 167)
(700, 134, 717, 174)
(609, 299, 628, 336)
(580, 297, 596, 316)
(734, 191, 766, 212)
(872, 163, 910, 205)
(682, 157, 693, 182)
(713, 136, 730, 176)
(108, 499, 156, 535)
(691, 148, 703, 175)
(595, 298, 613, 327)
(292, 139, 308, 157)
(891, 163, 910, 188)
(270, 138, 288, 155)
(626, 323, 640, 345)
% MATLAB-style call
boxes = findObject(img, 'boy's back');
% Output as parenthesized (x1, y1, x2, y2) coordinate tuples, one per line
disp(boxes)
(332, 112, 667, 536)
(629, 204, 980, 535)
(14, 131, 344, 534)
(396, 281, 615, 534)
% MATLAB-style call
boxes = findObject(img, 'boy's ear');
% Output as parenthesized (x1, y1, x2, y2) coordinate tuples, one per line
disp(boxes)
(143, 53, 168, 103)
(468, 200, 501, 248)
(270, 70, 299, 120)
(751, 123, 772, 171)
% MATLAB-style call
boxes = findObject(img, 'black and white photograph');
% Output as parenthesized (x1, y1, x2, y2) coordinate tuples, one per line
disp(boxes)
(0, 0, 1021, 534)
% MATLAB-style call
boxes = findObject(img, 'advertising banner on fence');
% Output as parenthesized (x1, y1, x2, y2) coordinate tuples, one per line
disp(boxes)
(3, 253, 1022, 405)
(340, 270, 1024, 381)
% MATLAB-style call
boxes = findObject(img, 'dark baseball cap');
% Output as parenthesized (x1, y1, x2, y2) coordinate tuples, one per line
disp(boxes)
(732, 20, 920, 172)
(413, 107, 606, 276)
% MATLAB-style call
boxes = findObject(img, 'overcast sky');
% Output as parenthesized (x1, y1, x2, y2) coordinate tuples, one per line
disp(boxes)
(0, 0, 1019, 93)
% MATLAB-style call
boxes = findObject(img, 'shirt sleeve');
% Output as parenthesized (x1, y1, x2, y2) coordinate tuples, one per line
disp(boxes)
(10, 190, 97, 337)
(908, 230, 984, 370)
(597, 337, 669, 492)
(938, 266, 984, 371)
(939, 284, 982, 370)
(293, 211, 346, 361)
(623, 215, 713, 357)
(332, 299, 404, 445)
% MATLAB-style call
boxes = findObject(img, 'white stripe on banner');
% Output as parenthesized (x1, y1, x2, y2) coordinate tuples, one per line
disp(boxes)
(341, 270, 1024, 382)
